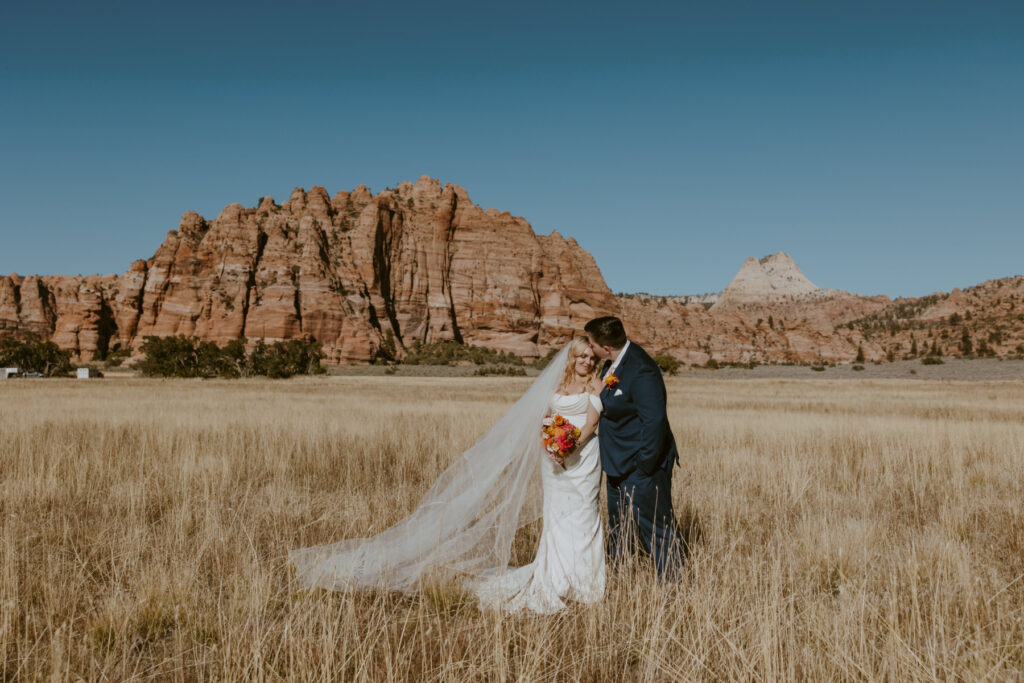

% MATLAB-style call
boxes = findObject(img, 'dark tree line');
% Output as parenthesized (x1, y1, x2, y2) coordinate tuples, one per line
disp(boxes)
(139, 336, 325, 379)
(0, 335, 73, 376)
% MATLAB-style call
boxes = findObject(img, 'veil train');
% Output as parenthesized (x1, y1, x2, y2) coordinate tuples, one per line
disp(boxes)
(290, 345, 570, 592)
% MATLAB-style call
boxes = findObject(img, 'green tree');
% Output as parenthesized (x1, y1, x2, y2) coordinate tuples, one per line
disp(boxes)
(247, 338, 325, 378)
(532, 348, 559, 370)
(139, 335, 324, 378)
(960, 328, 973, 355)
(0, 335, 72, 376)
(139, 336, 203, 377)
(855, 344, 865, 363)
(375, 330, 398, 364)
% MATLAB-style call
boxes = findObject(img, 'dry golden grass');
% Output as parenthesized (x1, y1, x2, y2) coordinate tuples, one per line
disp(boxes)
(2, 375, 1024, 680)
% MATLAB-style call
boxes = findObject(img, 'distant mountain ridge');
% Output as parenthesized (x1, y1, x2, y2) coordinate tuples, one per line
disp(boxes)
(618, 252, 1024, 365)
(2, 181, 1022, 366)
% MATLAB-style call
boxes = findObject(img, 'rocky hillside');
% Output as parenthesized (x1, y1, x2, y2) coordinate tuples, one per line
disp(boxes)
(619, 290, 891, 366)
(618, 254, 1024, 366)
(844, 277, 1024, 361)
(3, 187, 1022, 367)
(0, 177, 616, 363)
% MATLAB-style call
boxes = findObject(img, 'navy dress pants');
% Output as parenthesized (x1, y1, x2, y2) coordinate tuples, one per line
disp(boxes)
(606, 464, 685, 578)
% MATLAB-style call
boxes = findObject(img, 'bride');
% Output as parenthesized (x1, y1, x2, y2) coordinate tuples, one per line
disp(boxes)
(290, 337, 605, 614)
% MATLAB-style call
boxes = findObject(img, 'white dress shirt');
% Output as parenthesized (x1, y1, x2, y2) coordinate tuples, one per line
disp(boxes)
(604, 340, 631, 379)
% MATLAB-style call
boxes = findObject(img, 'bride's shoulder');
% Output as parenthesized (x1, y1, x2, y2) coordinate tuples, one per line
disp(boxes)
(587, 377, 603, 394)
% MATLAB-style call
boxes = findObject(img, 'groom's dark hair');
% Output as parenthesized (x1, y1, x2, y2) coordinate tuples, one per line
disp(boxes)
(585, 316, 627, 348)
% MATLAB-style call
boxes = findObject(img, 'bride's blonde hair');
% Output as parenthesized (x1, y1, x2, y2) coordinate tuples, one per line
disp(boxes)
(558, 337, 599, 393)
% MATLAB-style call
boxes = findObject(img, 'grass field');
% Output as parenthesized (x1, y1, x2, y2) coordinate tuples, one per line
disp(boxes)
(2, 375, 1023, 680)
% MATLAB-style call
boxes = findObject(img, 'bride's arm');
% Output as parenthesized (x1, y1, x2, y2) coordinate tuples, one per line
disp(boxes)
(579, 402, 600, 445)
(578, 378, 603, 445)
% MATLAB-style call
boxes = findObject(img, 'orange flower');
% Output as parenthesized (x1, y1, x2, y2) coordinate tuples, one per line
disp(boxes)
(604, 373, 620, 389)
(553, 415, 565, 426)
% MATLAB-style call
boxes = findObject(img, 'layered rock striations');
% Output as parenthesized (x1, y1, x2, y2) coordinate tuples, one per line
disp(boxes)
(0, 176, 616, 362)
(4, 200, 1023, 367)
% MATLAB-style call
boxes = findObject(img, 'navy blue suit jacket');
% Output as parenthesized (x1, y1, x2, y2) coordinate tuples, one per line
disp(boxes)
(597, 342, 679, 479)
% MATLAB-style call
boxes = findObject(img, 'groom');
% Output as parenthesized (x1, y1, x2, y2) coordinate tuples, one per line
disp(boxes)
(585, 316, 685, 578)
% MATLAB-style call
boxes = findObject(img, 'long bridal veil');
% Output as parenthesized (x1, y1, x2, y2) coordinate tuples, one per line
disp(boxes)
(290, 345, 570, 592)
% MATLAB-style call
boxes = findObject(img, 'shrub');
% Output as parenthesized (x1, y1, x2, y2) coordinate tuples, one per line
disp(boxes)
(103, 347, 131, 367)
(473, 365, 527, 377)
(140, 336, 324, 379)
(921, 356, 945, 365)
(0, 334, 72, 376)
(139, 336, 204, 378)
(653, 354, 681, 376)
(705, 358, 719, 370)
(960, 328, 973, 355)
(404, 341, 523, 366)
(532, 348, 560, 370)
(811, 365, 826, 372)
(375, 330, 398, 364)
(852, 365, 865, 371)
(246, 339, 325, 378)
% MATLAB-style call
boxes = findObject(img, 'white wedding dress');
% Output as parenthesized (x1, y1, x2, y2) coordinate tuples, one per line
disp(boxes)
(290, 345, 606, 615)
(473, 391, 605, 614)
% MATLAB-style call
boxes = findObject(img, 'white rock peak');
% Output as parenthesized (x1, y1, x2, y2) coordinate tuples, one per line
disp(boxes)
(715, 252, 820, 304)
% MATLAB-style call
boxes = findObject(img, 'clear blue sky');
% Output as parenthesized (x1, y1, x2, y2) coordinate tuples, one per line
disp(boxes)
(1, 0, 1021, 297)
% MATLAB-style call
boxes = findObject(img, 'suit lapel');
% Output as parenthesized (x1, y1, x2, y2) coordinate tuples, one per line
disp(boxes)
(602, 344, 634, 399)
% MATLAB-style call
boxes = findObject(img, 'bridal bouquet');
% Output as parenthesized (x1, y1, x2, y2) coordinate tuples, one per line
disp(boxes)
(541, 414, 581, 468)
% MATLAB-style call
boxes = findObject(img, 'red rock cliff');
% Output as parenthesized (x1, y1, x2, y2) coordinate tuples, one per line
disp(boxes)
(0, 176, 617, 362)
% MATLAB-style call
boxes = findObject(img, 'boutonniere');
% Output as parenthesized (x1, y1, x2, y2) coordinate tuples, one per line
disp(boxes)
(604, 373, 620, 390)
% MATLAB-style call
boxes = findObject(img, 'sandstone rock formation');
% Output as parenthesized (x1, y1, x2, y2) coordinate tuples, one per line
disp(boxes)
(3, 188, 1022, 367)
(618, 291, 892, 365)
(616, 253, 1024, 366)
(840, 276, 1024, 361)
(0, 177, 616, 363)
(713, 252, 821, 307)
